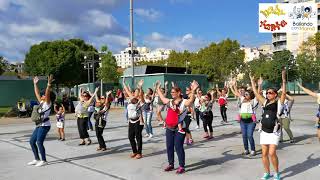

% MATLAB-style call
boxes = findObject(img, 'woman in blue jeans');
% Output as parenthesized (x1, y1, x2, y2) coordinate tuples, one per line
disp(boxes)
(28, 75, 55, 167)
(156, 80, 199, 174)
(143, 88, 155, 138)
(230, 80, 258, 156)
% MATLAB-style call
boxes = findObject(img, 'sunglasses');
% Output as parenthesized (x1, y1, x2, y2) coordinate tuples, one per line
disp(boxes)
(267, 91, 275, 95)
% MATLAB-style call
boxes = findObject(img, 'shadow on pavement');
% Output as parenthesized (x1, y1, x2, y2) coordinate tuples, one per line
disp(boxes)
(281, 153, 319, 179)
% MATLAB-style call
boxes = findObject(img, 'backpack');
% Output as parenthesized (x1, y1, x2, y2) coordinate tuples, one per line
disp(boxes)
(127, 102, 142, 121)
(31, 103, 51, 125)
(165, 100, 185, 128)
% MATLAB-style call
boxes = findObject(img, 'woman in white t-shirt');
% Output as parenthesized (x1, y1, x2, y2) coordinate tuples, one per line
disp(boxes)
(28, 75, 55, 167)
(230, 81, 258, 156)
(297, 83, 320, 141)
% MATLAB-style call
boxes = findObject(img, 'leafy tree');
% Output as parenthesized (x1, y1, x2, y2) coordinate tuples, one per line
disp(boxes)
(24, 39, 97, 87)
(297, 32, 320, 83)
(0, 56, 8, 75)
(97, 46, 120, 83)
(245, 50, 298, 84)
(192, 39, 245, 82)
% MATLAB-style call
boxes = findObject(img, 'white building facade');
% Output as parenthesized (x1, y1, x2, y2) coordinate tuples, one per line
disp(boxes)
(114, 47, 172, 68)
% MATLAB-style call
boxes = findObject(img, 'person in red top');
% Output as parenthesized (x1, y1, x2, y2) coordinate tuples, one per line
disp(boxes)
(216, 84, 229, 123)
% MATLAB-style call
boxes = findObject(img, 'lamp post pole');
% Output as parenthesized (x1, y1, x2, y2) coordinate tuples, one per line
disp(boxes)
(130, 0, 135, 88)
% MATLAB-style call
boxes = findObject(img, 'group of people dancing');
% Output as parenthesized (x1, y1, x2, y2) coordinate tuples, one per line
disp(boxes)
(26, 69, 320, 179)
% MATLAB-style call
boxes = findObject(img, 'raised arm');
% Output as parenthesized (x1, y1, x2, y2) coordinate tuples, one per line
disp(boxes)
(33, 76, 41, 103)
(122, 78, 134, 98)
(164, 81, 168, 96)
(215, 84, 221, 95)
(279, 69, 287, 104)
(54, 104, 59, 113)
(85, 87, 99, 107)
(250, 74, 266, 105)
(137, 80, 145, 103)
(257, 76, 263, 95)
(229, 80, 240, 97)
(156, 81, 170, 105)
(184, 80, 199, 107)
(45, 75, 54, 104)
(105, 90, 112, 109)
(297, 82, 318, 98)
(61, 104, 65, 115)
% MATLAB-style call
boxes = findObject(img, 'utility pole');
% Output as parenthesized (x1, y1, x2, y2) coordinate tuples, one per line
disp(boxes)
(130, 0, 134, 88)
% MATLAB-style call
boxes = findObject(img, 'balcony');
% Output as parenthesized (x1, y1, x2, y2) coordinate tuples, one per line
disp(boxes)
(272, 36, 287, 43)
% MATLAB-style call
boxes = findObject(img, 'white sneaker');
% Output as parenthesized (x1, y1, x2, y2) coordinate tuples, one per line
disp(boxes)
(27, 160, 39, 166)
(35, 161, 48, 167)
(144, 134, 149, 138)
(149, 134, 153, 138)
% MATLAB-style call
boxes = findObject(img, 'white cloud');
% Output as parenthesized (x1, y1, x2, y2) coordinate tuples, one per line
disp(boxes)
(0, 0, 129, 61)
(8, 18, 72, 35)
(135, 8, 162, 21)
(85, 10, 118, 29)
(143, 32, 208, 52)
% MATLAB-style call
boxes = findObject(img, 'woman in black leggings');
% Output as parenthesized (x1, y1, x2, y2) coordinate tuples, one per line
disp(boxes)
(199, 93, 214, 139)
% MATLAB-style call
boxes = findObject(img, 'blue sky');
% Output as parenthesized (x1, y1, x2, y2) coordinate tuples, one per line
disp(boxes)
(0, 0, 276, 62)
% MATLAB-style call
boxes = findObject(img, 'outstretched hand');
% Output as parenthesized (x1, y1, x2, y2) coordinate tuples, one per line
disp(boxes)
(190, 80, 199, 91)
(33, 76, 39, 84)
(258, 76, 263, 86)
(106, 90, 112, 97)
(137, 79, 144, 88)
(48, 74, 54, 84)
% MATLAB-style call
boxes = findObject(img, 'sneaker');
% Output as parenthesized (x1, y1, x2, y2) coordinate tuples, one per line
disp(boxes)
(101, 148, 107, 151)
(60, 138, 65, 141)
(135, 154, 143, 159)
(273, 173, 281, 180)
(96, 147, 102, 151)
(250, 151, 256, 156)
(144, 134, 150, 138)
(164, 165, 174, 172)
(176, 166, 185, 174)
(178, 129, 185, 134)
(242, 150, 249, 156)
(290, 139, 295, 143)
(149, 134, 153, 138)
(27, 160, 39, 166)
(35, 161, 48, 167)
(260, 173, 271, 180)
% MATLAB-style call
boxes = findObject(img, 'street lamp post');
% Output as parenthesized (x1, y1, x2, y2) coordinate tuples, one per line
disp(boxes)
(99, 56, 103, 97)
(83, 56, 90, 83)
(130, 0, 135, 88)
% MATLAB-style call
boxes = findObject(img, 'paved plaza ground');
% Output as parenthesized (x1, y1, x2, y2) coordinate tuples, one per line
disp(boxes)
(0, 96, 319, 180)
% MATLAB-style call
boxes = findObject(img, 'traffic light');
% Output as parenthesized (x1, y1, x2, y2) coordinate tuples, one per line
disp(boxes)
(128, 50, 139, 55)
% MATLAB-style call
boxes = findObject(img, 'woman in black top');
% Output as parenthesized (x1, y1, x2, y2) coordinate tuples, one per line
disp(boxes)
(250, 69, 286, 180)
